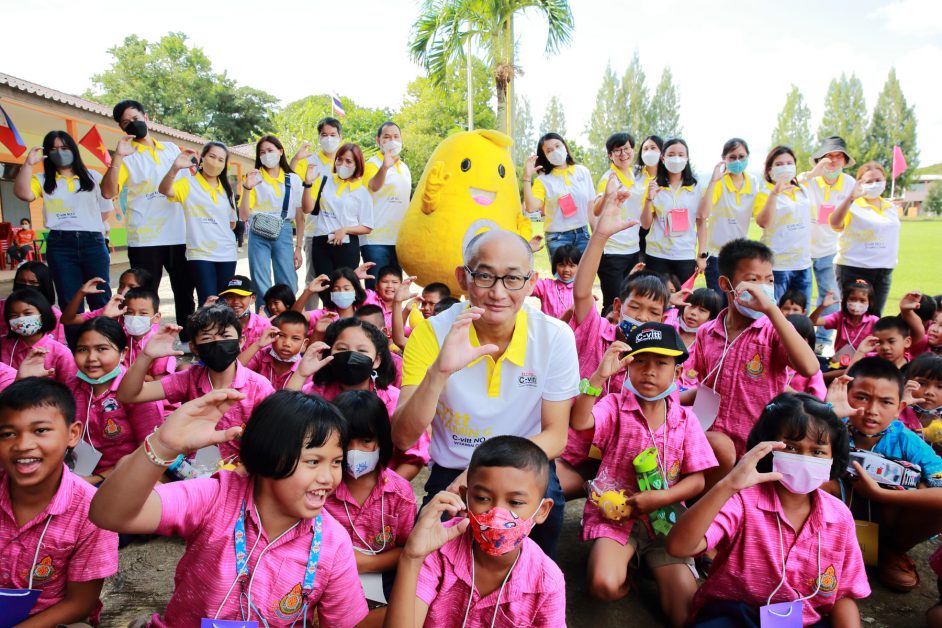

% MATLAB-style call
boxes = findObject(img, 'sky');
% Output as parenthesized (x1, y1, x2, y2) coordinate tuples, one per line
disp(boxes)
(2, 0, 940, 174)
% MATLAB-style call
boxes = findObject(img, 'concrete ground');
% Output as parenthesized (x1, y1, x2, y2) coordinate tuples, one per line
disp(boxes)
(16, 249, 939, 626)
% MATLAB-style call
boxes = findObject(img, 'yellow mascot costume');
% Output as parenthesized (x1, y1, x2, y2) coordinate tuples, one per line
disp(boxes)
(396, 129, 532, 295)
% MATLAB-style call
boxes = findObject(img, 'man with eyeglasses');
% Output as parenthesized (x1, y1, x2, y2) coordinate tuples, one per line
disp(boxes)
(393, 229, 579, 560)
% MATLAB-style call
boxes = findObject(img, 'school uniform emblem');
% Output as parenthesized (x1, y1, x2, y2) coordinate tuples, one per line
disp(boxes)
(274, 583, 304, 619)
(103, 417, 122, 438)
(744, 354, 764, 379)
(810, 565, 838, 596)
(102, 397, 120, 413)
(667, 460, 681, 484)
(30, 556, 55, 583)
(374, 524, 394, 546)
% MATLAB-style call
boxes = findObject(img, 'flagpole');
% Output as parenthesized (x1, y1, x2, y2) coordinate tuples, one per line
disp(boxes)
(891, 176, 896, 200)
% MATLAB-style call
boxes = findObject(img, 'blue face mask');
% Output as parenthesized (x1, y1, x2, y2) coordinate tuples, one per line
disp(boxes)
(726, 159, 748, 175)
(623, 374, 677, 402)
(554, 273, 575, 285)
(619, 314, 644, 338)
(331, 291, 356, 309)
(77, 365, 122, 386)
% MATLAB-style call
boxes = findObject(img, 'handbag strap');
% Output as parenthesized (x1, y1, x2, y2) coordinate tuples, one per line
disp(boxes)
(312, 175, 327, 216)
(281, 170, 292, 220)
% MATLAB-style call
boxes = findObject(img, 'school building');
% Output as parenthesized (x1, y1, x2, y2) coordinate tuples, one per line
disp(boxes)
(0, 72, 255, 249)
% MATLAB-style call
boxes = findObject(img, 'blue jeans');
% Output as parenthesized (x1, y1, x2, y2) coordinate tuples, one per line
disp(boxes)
(812, 254, 838, 345)
(773, 267, 812, 305)
(545, 226, 590, 265)
(248, 221, 297, 307)
(189, 260, 237, 305)
(704, 255, 727, 307)
(360, 244, 400, 291)
(45, 230, 111, 311)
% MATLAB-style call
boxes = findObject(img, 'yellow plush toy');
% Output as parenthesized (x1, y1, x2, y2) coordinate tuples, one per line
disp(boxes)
(589, 489, 633, 521)
(923, 419, 942, 445)
(396, 130, 532, 295)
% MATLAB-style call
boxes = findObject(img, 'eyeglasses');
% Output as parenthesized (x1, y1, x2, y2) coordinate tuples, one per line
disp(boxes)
(610, 147, 631, 156)
(464, 267, 531, 291)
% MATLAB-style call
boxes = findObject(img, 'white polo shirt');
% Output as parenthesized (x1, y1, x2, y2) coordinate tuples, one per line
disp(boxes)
(314, 176, 373, 240)
(167, 173, 237, 262)
(30, 171, 112, 232)
(646, 181, 704, 260)
(401, 303, 580, 469)
(247, 169, 303, 222)
(295, 151, 334, 238)
(753, 182, 813, 272)
(117, 139, 186, 247)
(361, 155, 412, 246)
(806, 173, 855, 259)
(595, 166, 644, 255)
(532, 164, 594, 233)
(705, 173, 760, 255)
(835, 197, 900, 269)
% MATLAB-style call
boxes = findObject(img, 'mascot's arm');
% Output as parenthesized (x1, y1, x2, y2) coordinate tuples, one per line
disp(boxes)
(421, 161, 447, 215)
(516, 210, 533, 241)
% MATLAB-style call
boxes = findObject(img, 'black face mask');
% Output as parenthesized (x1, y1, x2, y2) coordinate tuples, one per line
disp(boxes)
(196, 339, 241, 373)
(329, 351, 375, 386)
(124, 120, 148, 140)
(12, 282, 34, 293)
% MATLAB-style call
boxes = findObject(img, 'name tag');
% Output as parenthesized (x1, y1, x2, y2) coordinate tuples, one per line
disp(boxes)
(692, 386, 721, 431)
(668, 208, 689, 234)
(760, 601, 802, 627)
(0, 588, 41, 627)
(558, 193, 578, 218)
(817, 204, 835, 225)
(200, 621, 259, 628)
(72, 440, 103, 477)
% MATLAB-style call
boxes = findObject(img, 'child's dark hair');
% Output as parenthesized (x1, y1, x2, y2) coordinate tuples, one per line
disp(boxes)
(377, 266, 403, 281)
(423, 282, 451, 299)
(123, 287, 160, 312)
(686, 288, 722, 320)
(468, 435, 549, 494)
(14, 261, 56, 306)
(187, 303, 242, 341)
(840, 279, 873, 316)
(316, 318, 395, 388)
(847, 356, 905, 399)
(5, 288, 55, 336)
(434, 297, 461, 316)
(551, 245, 582, 273)
(786, 314, 815, 350)
(0, 377, 76, 425)
(618, 272, 669, 308)
(332, 390, 393, 468)
(908, 353, 942, 384)
(323, 267, 367, 310)
(873, 315, 911, 338)
(663, 273, 682, 293)
(717, 238, 774, 282)
(747, 392, 849, 481)
(778, 289, 807, 312)
(77, 316, 128, 353)
(354, 304, 385, 321)
(272, 310, 310, 333)
(917, 294, 938, 324)
(241, 390, 348, 479)
(264, 284, 297, 310)
(120, 267, 154, 290)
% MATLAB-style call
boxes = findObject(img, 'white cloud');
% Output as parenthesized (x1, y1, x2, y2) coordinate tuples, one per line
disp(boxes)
(871, 0, 942, 36)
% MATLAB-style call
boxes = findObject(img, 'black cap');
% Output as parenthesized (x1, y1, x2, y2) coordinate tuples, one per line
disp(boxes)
(626, 322, 689, 363)
(219, 275, 255, 296)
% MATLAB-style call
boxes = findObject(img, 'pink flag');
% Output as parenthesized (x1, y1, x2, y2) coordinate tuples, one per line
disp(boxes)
(892, 145, 908, 180)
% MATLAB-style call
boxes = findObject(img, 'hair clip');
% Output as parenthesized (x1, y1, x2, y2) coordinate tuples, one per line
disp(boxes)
(765, 402, 778, 411)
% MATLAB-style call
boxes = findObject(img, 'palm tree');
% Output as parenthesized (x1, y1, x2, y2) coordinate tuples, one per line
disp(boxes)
(409, 0, 574, 136)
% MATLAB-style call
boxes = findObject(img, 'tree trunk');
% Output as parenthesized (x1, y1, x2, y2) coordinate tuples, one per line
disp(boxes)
(494, 16, 514, 134)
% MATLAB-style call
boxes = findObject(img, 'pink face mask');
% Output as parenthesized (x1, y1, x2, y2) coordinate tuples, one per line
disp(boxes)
(468, 502, 543, 556)
(772, 451, 832, 494)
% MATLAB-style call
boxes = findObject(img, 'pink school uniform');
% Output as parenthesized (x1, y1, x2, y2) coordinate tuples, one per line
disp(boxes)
(685, 311, 793, 457)
(0, 299, 67, 345)
(531, 278, 574, 319)
(582, 393, 717, 544)
(247, 349, 300, 390)
(0, 333, 76, 385)
(416, 531, 566, 627)
(71, 370, 165, 473)
(127, 325, 177, 378)
(390, 350, 403, 388)
(324, 467, 416, 555)
(0, 466, 118, 621)
(820, 311, 878, 356)
(0, 362, 15, 392)
(150, 470, 368, 627)
(241, 311, 273, 349)
(160, 361, 275, 459)
(787, 368, 827, 400)
(691, 482, 870, 625)
(899, 406, 923, 433)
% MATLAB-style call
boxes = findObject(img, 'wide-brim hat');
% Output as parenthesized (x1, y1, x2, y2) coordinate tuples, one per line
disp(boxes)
(812, 136, 856, 168)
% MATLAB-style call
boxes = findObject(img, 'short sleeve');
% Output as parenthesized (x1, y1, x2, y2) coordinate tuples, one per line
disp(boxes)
(154, 476, 222, 537)
(168, 177, 190, 203)
(820, 312, 841, 330)
(753, 189, 770, 217)
(293, 158, 308, 179)
(415, 550, 446, 606)
(531, 278, 547, 302)
(357, 190, 374, 228)
(247, 186, 258, 209)
(395, 493, 417, 545)
(900, 430, 942, 483)
(704, 491, 745, 551)
(160, 370, 188, 404)
(401, 320, 441, 387)
(596, 175, 609, 196)
(531, 177, 547, 203)
(128, 400, 166, 443)
(117, 162, 130, 189)
(710, 181, 723, 205)
(590, 393, 621, 452)
(290, 173, 303, 209)
(68, 518, 119, 582)
(542, 324, 579, 401)
(315, 533, 369, 625)
(363, 159, 380, 183)
(30, 175, 42, 199)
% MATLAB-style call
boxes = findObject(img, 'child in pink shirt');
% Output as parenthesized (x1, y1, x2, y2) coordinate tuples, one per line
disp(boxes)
(570, 322, 717, 626)
(0, 261, 67, 344)
(89, 389, 369, 626)
(355, 305, 404, 387)
(530, 244, 579, 319)
(0, 288, 76, 385)
(811, 279, 878, 367)
(218, 274, 274, 349)
(900, 353, 942, 435)
(385, 436, 565, 627)
(117, 304, 275, 461)
(0, 378, 118, 625)
(667, 392, 869, 626)
(784, 314, 828, 399)
(59, 266, 152, 324)
(239, 310, 309, 390)
(293, 266, 378, 342)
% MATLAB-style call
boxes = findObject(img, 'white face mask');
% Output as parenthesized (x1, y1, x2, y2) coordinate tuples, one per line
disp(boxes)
(259, 152, 280, 169)
(847, 302, 868, 316)
(770, 164, 797, 182)
(383, 140, 402, 157)
(641, 150, 660, 167)
(123, 315, 153, 337)
(664, 156, 688, 174)
(346, 448, 380, 479)
(336, 164, 355, 180)
(547, 147, 569, 167)
(679, 318, 701, 333)
(268, 347, 301, 363)
(860, 181, 886, 198)
(320, 136, 341, 154)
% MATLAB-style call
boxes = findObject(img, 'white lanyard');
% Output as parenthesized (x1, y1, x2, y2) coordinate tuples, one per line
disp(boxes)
(461, 545, 521, 628)
(343, 488, 387, 555)
(26, 516, 54, 589)
(702, 314, 743, 391)
(840, 319, 867, 352)
(767, 514, 821, 607)
(645, 408, 670, 487)
(81, 390, 101, 454)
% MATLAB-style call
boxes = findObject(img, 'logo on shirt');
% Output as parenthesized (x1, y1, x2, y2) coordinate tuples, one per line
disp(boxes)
(274, 583, 304, 619)
(744, 354, 764, 379)
(667, 460, 681, 484)
(30, 556, 55, 584)
(374, 524, 394, 546)
(810, 565, 838, 597)
(101, 397, 119, 413)
(103, 417, 122, 439)
(518, 371, 538, 388)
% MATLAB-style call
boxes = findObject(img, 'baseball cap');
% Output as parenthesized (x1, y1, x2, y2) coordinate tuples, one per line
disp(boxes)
(626, 322, 689, 362)
(219, 275, 255, 297)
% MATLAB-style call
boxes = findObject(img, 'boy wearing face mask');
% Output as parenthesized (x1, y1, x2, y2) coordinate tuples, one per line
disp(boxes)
(238, 310, 309, 390)
(386, 436, 565, 627)
(118, 288, 175, 381)
(218, 275, 274, 349)
(117, 304, 274, 460)
(570, 323, 717, 626)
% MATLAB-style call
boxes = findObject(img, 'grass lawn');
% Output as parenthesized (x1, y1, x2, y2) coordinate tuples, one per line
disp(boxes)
(530, 220, 942, 305)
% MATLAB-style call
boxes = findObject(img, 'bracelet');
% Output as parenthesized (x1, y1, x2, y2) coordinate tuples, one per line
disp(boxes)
(302, 182, 313, 188)
(242, 184, 251, 191)
(523, 179, 531, 183)
(143, 431, 178, 467)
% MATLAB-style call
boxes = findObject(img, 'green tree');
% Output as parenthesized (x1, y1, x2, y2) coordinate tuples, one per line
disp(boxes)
(619, 52, 652, 140)
(540, 96, 567, 137)
(770, 85, 814, 171)
(925, 181, 942, 216)
(512, 93, 536, 170)
(817, 73, 868, 159)
(270, 95, 392, 162)
(649, 67, 682, 139)
(409, 0, 574, 135)
(585, 62, 623, 176)
(863, 68, 919, 189)
(87, 32, 277, 145)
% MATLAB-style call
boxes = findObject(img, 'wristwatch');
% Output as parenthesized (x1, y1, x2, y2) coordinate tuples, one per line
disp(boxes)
(579, 378, 602, 397)
(302, 182, 313, 188)
(698, 252, 708, 259)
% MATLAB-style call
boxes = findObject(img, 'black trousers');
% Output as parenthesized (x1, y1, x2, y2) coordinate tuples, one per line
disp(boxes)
(128, 244, 196, 339)
(644, 255, 696, 285)
(597, 252, 641, 311)
(310, 235, 361, 276)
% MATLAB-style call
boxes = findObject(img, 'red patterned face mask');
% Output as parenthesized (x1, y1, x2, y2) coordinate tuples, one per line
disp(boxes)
(468, 502, 543, 557)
